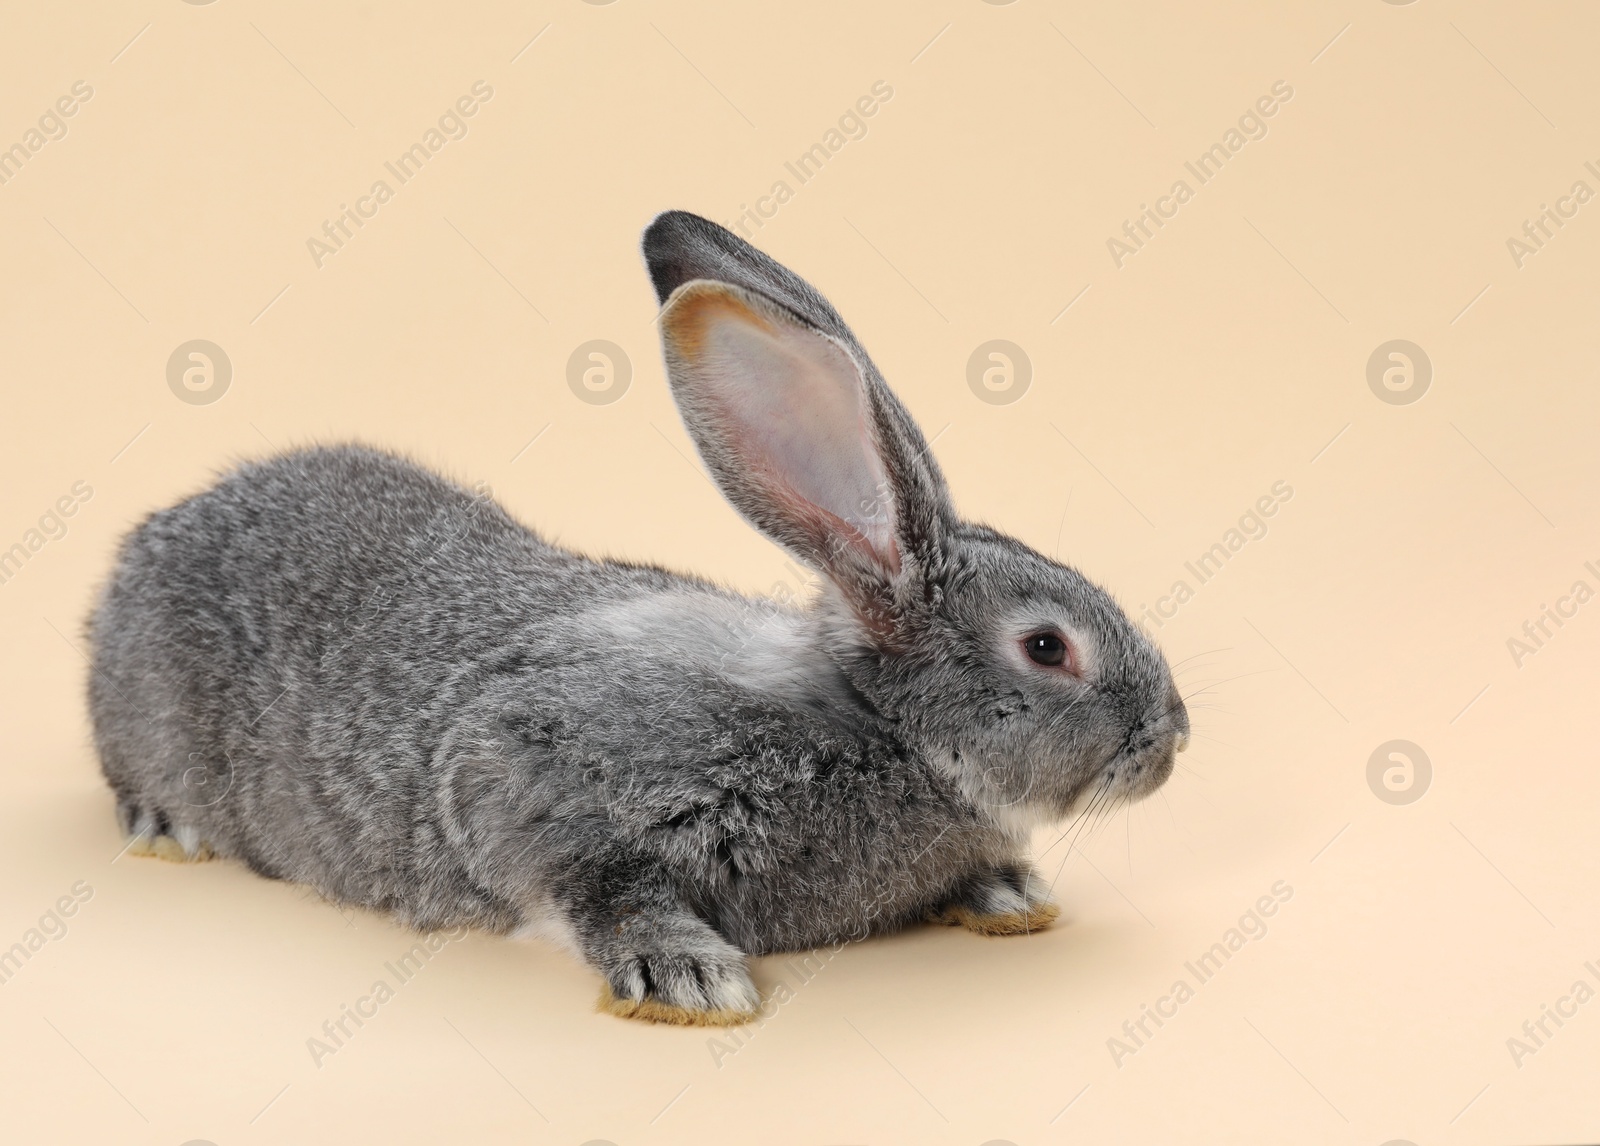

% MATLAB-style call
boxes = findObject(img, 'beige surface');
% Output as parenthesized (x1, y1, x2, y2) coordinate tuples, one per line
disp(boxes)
(2, 2, 1596, 1143)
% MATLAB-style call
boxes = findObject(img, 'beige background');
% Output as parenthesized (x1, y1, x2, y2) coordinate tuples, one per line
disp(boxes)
(2, 1, 1596, 1143)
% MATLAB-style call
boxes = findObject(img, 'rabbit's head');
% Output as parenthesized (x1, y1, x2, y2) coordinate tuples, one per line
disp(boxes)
(644, 212, 1188, 826)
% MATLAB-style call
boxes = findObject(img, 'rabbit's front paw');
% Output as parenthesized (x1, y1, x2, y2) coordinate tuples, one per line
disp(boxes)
(125, 823, 215, 864)
(929, 865, 1060, 936)
(595, 911, 759, 1027)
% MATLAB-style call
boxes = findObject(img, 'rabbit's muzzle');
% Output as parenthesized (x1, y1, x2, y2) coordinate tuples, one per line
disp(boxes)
(1107, 694, 1189, 801)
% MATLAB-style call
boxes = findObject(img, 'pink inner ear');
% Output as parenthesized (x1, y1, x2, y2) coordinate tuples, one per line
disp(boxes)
(695, 301, 898, 571)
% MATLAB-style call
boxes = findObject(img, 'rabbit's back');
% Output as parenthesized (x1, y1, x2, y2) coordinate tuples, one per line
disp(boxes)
(87, 445, 663, 926)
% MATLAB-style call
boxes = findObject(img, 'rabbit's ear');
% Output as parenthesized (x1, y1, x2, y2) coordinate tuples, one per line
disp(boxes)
(657, 276, 951, 638)
(643, 211, 854, 344)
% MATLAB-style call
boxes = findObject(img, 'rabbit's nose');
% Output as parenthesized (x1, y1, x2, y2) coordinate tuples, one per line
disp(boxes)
(1175, 731, 1191, 753)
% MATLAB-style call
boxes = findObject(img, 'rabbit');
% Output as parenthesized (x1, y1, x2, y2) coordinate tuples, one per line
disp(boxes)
(86, 210, 1190, 1025)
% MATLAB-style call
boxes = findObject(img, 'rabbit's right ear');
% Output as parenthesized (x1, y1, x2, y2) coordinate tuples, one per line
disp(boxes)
(655, 274, 952, 642)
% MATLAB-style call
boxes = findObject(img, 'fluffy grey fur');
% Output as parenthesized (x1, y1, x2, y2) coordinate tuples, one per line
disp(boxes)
(87, 211, 1188, 1021)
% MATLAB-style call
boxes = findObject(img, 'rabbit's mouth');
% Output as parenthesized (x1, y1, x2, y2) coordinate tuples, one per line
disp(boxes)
(1100, 688, 1190, 803)
(1103, 732, 1183, 803)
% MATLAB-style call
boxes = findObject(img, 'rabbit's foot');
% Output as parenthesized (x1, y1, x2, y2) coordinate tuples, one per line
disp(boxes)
(929, 865, 1060, 936)
(593, 911, 759, 1027)
(125, 824, 214, 863)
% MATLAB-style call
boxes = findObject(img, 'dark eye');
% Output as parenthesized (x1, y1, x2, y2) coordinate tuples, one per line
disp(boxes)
(1023, 631, 1070, 668)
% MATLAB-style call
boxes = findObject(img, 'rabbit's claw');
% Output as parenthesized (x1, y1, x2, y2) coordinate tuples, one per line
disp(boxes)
(126, 833, 215, 863)
(122, 807, 215, 863)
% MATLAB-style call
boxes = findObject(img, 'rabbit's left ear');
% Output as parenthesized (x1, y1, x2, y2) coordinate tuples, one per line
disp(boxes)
(657, 277, 952, 637)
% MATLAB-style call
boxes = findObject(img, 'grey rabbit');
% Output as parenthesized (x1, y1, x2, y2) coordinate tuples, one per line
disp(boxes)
(87, 211, 1190, 1024)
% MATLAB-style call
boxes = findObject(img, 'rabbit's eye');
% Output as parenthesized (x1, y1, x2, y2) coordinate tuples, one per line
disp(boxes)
(1023, 631, 1071, 668)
